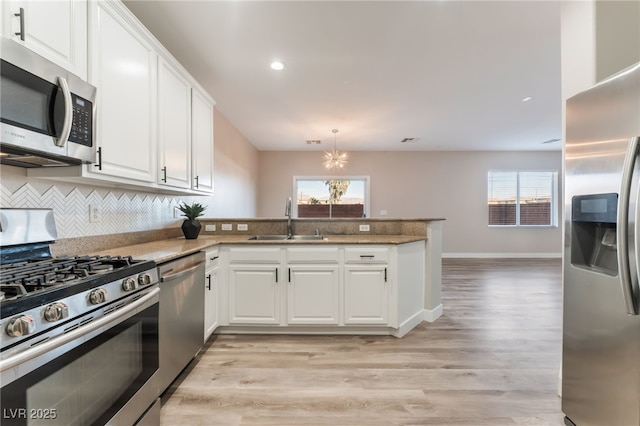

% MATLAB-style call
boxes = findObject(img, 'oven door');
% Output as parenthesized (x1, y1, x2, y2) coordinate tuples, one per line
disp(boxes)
(0, 287, 160, 426)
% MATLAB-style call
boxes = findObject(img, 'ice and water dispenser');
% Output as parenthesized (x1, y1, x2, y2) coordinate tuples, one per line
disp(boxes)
(571, 193, 618, 275)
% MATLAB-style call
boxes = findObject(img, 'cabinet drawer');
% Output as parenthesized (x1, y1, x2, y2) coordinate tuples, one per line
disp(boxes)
(344, 247, 389, 264)
(228, 247, 281, 263)
(205, 248, 220, 268)
(287, 247, 339, 263)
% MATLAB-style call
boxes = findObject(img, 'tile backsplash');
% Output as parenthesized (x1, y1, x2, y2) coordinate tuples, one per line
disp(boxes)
(0, 181, 186, 239)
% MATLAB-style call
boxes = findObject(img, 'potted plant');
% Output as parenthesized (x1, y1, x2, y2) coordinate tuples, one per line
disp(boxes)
(177, 202, 206, 239)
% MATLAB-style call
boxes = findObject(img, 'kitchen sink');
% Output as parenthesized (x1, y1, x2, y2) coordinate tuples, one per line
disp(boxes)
(248, 235, 289, 240)
(248, 235, 325, 241)
(287, 235, 325, 240)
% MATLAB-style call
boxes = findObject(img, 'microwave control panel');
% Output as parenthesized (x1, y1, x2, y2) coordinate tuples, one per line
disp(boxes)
(68, 95, 93, 147)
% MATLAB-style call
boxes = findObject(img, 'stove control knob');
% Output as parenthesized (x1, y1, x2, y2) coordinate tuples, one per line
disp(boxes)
(138, 273, 152, 286)
(89, 288, 108, 305)
(122, 277, 137, 292)
(6, 315, 36, 337)
(43, 302, 69, 322)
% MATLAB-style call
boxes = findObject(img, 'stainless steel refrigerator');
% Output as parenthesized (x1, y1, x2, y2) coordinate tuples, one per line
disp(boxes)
(563, 62, 640, 426)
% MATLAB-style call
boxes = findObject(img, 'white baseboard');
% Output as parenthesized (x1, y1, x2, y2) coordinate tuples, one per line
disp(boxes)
(392, 311, 425, 338)
(442, 252, 562, 259)
(423, 304, 443, 322)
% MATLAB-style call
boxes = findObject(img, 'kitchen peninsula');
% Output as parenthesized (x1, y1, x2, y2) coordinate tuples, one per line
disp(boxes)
(60, 218, 443, 338)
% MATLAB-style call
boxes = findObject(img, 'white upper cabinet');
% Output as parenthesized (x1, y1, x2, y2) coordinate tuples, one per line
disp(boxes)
(158, 58, 191, 189)
(3, 0, 87, 79)
(26, 0, 215, 195)
(191, 88, 215, 193)
(158, 61, 215, 193)
(88, 0, 157, 183)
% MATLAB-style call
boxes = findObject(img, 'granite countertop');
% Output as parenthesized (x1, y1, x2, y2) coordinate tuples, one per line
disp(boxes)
(93, 234, 426, 264)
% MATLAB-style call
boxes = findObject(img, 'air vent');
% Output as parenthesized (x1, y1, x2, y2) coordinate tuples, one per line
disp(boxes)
(542, 138, 561, 144)
(306, 140, 321, 145)
(400, 137, 418, 143)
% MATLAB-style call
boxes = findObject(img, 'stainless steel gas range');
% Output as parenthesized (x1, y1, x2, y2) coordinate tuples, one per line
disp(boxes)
(0, 209, 161, 425)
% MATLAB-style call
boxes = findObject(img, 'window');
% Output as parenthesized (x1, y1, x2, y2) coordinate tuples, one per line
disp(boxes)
(294, 177, 369, 218)
(488, 171, 558, 226)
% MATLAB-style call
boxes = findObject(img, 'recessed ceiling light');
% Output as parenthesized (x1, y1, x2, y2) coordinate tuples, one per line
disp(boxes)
(270, 61, 284, 71)
(521, 96, 533, 102)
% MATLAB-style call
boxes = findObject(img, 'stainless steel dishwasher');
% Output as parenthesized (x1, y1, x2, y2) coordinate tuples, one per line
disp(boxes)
(158, 251, 206, 393)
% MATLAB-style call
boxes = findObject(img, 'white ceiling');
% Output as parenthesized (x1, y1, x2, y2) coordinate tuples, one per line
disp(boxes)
(123, 0, 562, 152)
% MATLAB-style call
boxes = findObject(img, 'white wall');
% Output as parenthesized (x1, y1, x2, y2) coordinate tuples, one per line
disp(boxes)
(207, 109, 259, 217)
(258, 150, 562, 257)
(0, 109, 258, 238)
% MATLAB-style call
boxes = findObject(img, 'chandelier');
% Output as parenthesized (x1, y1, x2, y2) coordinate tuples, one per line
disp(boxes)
(323, 129, 348, 170)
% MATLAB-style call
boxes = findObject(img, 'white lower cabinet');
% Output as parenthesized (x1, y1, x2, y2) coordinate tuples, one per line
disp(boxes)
(219, 243, 422, 335)
(343, 265, 388, 325)
(287, 265, 340, 325)
(204, 248, 219, 341)
(228, 265, 281, 325)
(343, 247, 390, 325)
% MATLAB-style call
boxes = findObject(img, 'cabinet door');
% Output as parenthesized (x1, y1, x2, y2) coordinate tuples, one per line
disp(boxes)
(287, 265, 340, 325)
(204, 265, 218, 341)
(88, 1, 157, 182)
(4, 0, 87, 78)
(344, 265, 389, 325)
(191, 89, 214, 192)
(228, 265, 280, 324)
(158, 59, 191, 188)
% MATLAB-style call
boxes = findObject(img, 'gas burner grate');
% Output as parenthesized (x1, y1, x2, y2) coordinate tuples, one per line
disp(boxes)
(0, 255, 140, 295)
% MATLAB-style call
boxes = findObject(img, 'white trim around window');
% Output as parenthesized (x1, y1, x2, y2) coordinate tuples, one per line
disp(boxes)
(293, 176, 371, 218)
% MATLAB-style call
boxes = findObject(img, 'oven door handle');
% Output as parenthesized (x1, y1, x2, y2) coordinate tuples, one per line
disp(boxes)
(0, 287, 159, 373)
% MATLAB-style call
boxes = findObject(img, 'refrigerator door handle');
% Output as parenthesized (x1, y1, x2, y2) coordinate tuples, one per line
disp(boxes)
(617, 136, 640, 315)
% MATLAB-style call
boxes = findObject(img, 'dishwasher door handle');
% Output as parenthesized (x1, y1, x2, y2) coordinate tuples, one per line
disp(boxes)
(160, 262, 204, 282)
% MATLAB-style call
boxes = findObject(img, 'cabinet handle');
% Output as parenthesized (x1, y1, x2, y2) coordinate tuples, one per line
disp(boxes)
(206, 274, 211, 290)
(194, 175, 199, 189)
(360, 255, 375, 259)
(95, 147, 102, 170)
(384, 267, 387, 283)
(288, 268, 291, 283)
(210, 256, 219, 261)
(161, 166, 167, 182)
(275, 268, 278, 283)
(14, 8, 25, 41)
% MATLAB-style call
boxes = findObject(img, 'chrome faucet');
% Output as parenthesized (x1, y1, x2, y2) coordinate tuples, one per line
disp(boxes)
(285, 197, 293, 238)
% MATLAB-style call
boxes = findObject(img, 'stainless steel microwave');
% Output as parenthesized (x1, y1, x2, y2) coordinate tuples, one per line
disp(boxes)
(0, 38, 97, 167)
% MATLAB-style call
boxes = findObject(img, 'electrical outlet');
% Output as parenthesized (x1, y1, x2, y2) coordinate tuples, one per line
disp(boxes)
(173, 205, 180, 218)
(359, 224, 370, 232)
(221, 224, 232, 231)
(380, 210, 388, 216)
(237, 224, 248, 231)
(205, 224, 216, 232)
(89, 204, 101, 223)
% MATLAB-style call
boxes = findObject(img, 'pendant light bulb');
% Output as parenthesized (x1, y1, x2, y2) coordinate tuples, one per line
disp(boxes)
(323, 129, 348, 170)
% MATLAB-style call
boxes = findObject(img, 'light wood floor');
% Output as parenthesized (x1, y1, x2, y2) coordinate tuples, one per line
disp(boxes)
(160, 258, 565, 425)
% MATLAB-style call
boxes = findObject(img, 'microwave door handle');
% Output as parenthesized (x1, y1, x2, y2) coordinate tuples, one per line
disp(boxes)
(54, 76, 73, 147)
(617, 136, 640, 315)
